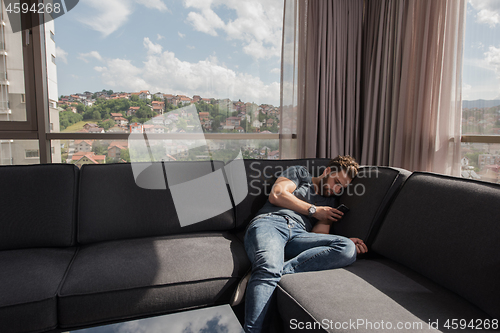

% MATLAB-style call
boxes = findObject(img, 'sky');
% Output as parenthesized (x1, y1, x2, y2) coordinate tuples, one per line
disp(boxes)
(53, 0, 284, 106)
(52, 0, 500, 107)
(463, 0, 500, 100)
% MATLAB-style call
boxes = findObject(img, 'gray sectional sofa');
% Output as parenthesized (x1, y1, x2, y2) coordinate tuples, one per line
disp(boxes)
(0, 159, 498, 333)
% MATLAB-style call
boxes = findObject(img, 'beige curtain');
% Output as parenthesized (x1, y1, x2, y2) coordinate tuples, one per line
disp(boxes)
(280, 0, 364, 159)
(361, 0, 466, 175)
(280, 0, 466, 176)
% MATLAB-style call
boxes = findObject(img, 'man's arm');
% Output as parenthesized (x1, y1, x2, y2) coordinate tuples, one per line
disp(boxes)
(270, 177, 344, 228)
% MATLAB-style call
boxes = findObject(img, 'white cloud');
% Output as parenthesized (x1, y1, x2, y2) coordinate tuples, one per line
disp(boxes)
(79, 0, 169, 37)
(485, 45, 500, 75)
(143, 37, 163, 54)
(94, 38, 280, 105)
(187, 45, 196, 50)
(469, 0, 500, 27)
(157, 34, 165, 40)
(135, 0, 168, 12)
(78, 0, 132, 37)
(56, 46, 68, 64)
(178, 32, 186, 38)
(186, 9, 225, 36)
(271, 67, 280, 74)
(78, 51, 104, 63)
(184, 0, 283, 59)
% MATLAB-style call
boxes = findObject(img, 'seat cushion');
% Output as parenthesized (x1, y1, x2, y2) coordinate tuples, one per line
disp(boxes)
(0, 247, 76, 333)
(277, 258, 493, 333)
(58, 232, 250, 328)
(372, 172, 500, 319)
(0, 164, 78, 250)
(78, 162, 235, 244)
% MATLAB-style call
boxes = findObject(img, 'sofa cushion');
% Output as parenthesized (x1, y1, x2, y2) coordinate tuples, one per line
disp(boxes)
(78, 162, 234, 244)
(235, 159, 331, 229)
(277, 258, 493, 333)
(0, 247, 76, 333)
(0, 164, 78, 250)
(332, 167, 410, 243)
(58, 232, 250, 328)
(372, 172, 500, 319)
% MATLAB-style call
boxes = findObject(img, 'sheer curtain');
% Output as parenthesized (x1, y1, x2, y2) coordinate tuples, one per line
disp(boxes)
(280, 0, 466, 175)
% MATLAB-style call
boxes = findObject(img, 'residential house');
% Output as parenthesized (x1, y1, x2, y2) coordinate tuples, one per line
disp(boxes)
(74, 140, 93, 153)
(268, 150, 280, 160)
(177, 96, 192, 105)
(226, 117, 241, 127)
(164, 94, 177, 106)
(71, 152, 105, 168)
(83, 99, 94, 107)
(83, 123, 99, 130)
(138, 90, 151, 100)
(127, 106, 140, 116)
(114, 116, 129, 126)
(107, 125, 127, 133)
(88, 127, 105, 134)
(152, 101, 165, 114)
(129, 123, 143, 133)
(266, 118, 275, 127)
(252, 120, 263, 128)
(199, 112, 210, 122)
(107, 141, 128, 159)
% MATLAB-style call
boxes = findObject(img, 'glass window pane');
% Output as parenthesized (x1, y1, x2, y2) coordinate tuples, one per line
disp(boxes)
(462, 1, 500, 136)
(0, 1, 27, 122)
(49, 1, 283, 136)
(461, 142, 500, 184)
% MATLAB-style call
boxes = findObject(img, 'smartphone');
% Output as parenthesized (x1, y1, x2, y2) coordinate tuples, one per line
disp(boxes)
(336, 204, 350, 214)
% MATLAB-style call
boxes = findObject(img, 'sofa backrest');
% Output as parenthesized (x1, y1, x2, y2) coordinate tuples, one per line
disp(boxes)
(332, 166, 410, 244)
(234, 159, 331, 229)
(371, 172, 500, 319)
(78, 161, 235, 244)
(0, 164, 78, 250)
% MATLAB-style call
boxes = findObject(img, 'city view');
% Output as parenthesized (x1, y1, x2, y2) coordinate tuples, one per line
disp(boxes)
(57, 89, 281, 166)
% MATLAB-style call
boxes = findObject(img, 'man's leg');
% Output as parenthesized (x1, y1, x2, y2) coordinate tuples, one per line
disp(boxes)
(244, 215, 289, 333)
(282, 231, 356, 275)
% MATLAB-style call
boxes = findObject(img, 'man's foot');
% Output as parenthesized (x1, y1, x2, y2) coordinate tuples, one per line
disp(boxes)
(230, 270, 252, 306)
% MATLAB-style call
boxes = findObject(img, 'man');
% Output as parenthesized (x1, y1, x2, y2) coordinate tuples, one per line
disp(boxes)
(236, 156, 368, 333)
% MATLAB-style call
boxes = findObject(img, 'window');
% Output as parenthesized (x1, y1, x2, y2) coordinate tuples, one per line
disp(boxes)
(52, 55, 56, 64)
(49, 0, 284, 165)
(25, 149, 39, 158)
(461, 1, 500, 184)
(50, 31, 54, 41)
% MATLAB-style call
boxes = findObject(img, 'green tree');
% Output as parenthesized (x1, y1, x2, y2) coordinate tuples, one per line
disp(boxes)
(76, 104, 85, 113)
(59, 110, 83, 130)
(92, 141, 107, 156)
(120, 149, 130, 162)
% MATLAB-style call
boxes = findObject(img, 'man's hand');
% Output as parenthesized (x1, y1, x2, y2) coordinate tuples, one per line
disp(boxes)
(349, 238, 368, 254)
(313, 206, 344, 222)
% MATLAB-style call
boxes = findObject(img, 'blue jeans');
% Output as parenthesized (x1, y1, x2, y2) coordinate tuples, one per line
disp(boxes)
(243, 213, 357, 333)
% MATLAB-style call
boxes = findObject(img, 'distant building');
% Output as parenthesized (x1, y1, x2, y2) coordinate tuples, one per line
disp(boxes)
(71, 152, 105, 167)
(74, 140, 93, 153)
